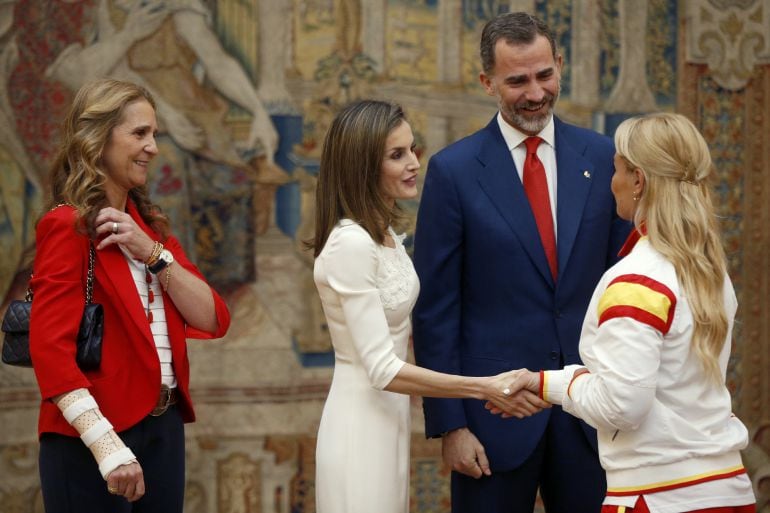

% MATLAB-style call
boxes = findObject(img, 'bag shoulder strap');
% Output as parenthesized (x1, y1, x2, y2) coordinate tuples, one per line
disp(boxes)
(86, 243, 95, 305)
(27, 240, 96, 305)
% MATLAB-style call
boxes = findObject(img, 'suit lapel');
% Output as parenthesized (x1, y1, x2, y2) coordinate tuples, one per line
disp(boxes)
(95, 203, 157, 347)
(554, 118, 595, 278)
(476, 118, 555, 286)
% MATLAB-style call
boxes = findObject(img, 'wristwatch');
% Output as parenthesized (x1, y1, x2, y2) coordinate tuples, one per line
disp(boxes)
(148, 249, 174, 274)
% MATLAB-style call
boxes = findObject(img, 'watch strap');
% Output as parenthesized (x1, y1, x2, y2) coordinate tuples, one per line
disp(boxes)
(147, 253, 170, 274)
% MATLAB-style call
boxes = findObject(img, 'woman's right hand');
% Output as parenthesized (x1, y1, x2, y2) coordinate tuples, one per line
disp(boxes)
(94, 207, 156, 261)
(484, 369, 550, 418)
(106, 461, 145, 502)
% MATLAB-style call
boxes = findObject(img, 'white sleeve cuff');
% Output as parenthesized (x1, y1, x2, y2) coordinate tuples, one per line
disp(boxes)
(98, 447, 136, 479)
(542, 365, 584, 405)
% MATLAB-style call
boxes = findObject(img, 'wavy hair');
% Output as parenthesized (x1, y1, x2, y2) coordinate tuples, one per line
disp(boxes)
(310, 99, 407, 257)
(615, 112, 728, 383)
(45, 78, 169, 239)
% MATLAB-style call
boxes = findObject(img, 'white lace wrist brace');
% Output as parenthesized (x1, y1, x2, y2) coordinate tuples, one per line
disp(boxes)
(55, 389, 137, 479)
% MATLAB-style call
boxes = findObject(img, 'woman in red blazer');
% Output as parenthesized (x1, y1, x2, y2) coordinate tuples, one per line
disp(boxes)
(29, 78, 230, 512)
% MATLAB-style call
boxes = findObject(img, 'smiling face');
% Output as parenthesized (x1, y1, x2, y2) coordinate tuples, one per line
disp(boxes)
(612, 153, 644, 221)
(101, 99, 158, 202)
(480, 35, 562, 135)
(379, 120, 420, 207)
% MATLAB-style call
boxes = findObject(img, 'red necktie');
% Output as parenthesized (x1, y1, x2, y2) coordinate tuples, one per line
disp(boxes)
(523, 136, 557, 280)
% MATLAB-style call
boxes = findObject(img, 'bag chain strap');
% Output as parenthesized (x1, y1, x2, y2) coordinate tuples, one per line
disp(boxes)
(86, 243, 95, 305)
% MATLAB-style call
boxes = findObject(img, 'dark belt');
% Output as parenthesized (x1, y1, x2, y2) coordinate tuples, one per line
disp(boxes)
(150, 385, 178, 416)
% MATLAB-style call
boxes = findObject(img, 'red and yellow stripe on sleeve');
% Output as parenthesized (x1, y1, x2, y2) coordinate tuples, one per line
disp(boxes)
(597, 274, 676, 334)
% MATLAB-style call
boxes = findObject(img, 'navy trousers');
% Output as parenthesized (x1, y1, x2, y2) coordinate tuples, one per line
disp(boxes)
(451, 406, 606, 513)
(39, 404, 185, 513)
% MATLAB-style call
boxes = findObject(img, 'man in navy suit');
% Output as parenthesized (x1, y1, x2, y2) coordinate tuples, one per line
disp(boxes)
(413, 12, 631, 513)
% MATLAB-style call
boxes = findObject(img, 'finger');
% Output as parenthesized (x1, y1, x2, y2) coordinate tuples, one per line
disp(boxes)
(523, 390, 551, 409)
(516, 406, 536, 417)
(106, 481, 120, 496)
(487, 405, 504, 415)
(513, 398, 537, 415)
(94, 213, 126, 235)
(94, 213, 115, 229)
(96, 206, 120, 220)
(475, 447, 491, 477)
(134, 476, 146, 501)
(520, 400, 542, 417)
(459, 461, 482, 479)
(124, 480, 137, 502)
(96, 234, 118, 251)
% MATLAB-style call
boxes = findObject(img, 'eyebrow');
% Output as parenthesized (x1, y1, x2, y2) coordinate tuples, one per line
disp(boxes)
(504, 66, 555, 83)
(386, 141, 415, 152)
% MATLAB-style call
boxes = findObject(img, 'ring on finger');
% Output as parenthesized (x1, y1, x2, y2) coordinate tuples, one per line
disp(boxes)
(112, 222, 119, 235)
(108, 485, 118, 494)
(502, 387, 511, 396)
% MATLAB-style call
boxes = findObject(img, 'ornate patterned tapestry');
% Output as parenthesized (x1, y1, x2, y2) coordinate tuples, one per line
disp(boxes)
(0, 1, 768, 512)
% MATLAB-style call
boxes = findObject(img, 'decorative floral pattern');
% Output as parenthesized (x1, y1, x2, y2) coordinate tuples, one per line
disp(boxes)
(377, 229, 417, 311)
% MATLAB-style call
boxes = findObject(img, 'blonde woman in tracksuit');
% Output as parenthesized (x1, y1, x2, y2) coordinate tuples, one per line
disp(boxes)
(491, 112, 757, 513)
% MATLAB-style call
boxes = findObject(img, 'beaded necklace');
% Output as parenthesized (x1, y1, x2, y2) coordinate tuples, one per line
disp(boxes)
(144, 266, 155, 323)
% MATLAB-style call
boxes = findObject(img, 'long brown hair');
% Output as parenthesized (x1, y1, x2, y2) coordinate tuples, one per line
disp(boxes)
(45, 78, 169, 238)
(615, 112, 728, 383)
(310, 99, 407, 257)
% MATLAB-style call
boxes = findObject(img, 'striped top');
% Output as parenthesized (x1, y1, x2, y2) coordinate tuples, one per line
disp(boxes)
(121, 248, 177, 388)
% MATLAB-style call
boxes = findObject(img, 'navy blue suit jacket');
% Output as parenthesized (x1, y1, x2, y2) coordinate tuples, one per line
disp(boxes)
(413, 115, 630, 471)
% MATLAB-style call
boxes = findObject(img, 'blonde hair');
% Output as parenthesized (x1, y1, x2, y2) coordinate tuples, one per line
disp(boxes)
(614, 112, 728, 383)
(45, 78, 169, 238)
(310, 99, 407, 257)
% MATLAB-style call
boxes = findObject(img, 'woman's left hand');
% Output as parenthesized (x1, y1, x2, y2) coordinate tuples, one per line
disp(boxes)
(106, 461, 145, 502)
(94, 207, 155, 261)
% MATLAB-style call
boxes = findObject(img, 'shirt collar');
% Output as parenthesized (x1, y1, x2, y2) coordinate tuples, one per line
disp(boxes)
(496, 112, 555, 152)
(618, 224, 648, 257)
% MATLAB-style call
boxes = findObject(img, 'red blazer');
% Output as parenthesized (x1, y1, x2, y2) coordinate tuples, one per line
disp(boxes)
(30, 202, 231, 437)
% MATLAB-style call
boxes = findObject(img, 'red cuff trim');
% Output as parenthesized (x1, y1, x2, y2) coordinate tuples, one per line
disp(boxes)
(567, 369, 590, 400)
(538, 370, 545, 400)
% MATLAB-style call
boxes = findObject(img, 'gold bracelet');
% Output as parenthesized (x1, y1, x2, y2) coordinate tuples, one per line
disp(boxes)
(145, 241, 163, 266)
(163, 262, 173, 292)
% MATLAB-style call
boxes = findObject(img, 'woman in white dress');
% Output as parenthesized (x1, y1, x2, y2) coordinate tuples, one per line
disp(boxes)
(310, 100, 549, 513)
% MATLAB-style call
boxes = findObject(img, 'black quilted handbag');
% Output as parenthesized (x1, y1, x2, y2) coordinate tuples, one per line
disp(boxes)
(1, 243, 103, 370)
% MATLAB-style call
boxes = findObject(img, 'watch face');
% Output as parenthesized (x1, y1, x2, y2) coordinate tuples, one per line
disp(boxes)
(160, 249, 174, 264)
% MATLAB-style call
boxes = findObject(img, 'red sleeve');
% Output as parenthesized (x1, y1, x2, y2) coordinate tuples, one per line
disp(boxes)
(29, 208, 92, 400)
(163, 234, 231, 339)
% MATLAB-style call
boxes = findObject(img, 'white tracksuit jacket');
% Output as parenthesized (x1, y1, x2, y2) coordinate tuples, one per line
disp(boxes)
(541, 233, 751, 499)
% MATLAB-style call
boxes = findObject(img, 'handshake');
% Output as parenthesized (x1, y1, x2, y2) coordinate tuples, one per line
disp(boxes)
(482, 369, 550, 418)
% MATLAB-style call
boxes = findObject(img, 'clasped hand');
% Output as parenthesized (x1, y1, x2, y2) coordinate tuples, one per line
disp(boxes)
(485, 369, 549, 418)
(94, 207, 157, 262)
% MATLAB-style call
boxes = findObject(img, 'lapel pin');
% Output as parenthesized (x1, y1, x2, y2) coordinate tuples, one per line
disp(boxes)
(583, 170, 591, 179)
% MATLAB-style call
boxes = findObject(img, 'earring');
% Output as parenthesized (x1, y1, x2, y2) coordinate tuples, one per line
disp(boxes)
(632, 192, 639, 202)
